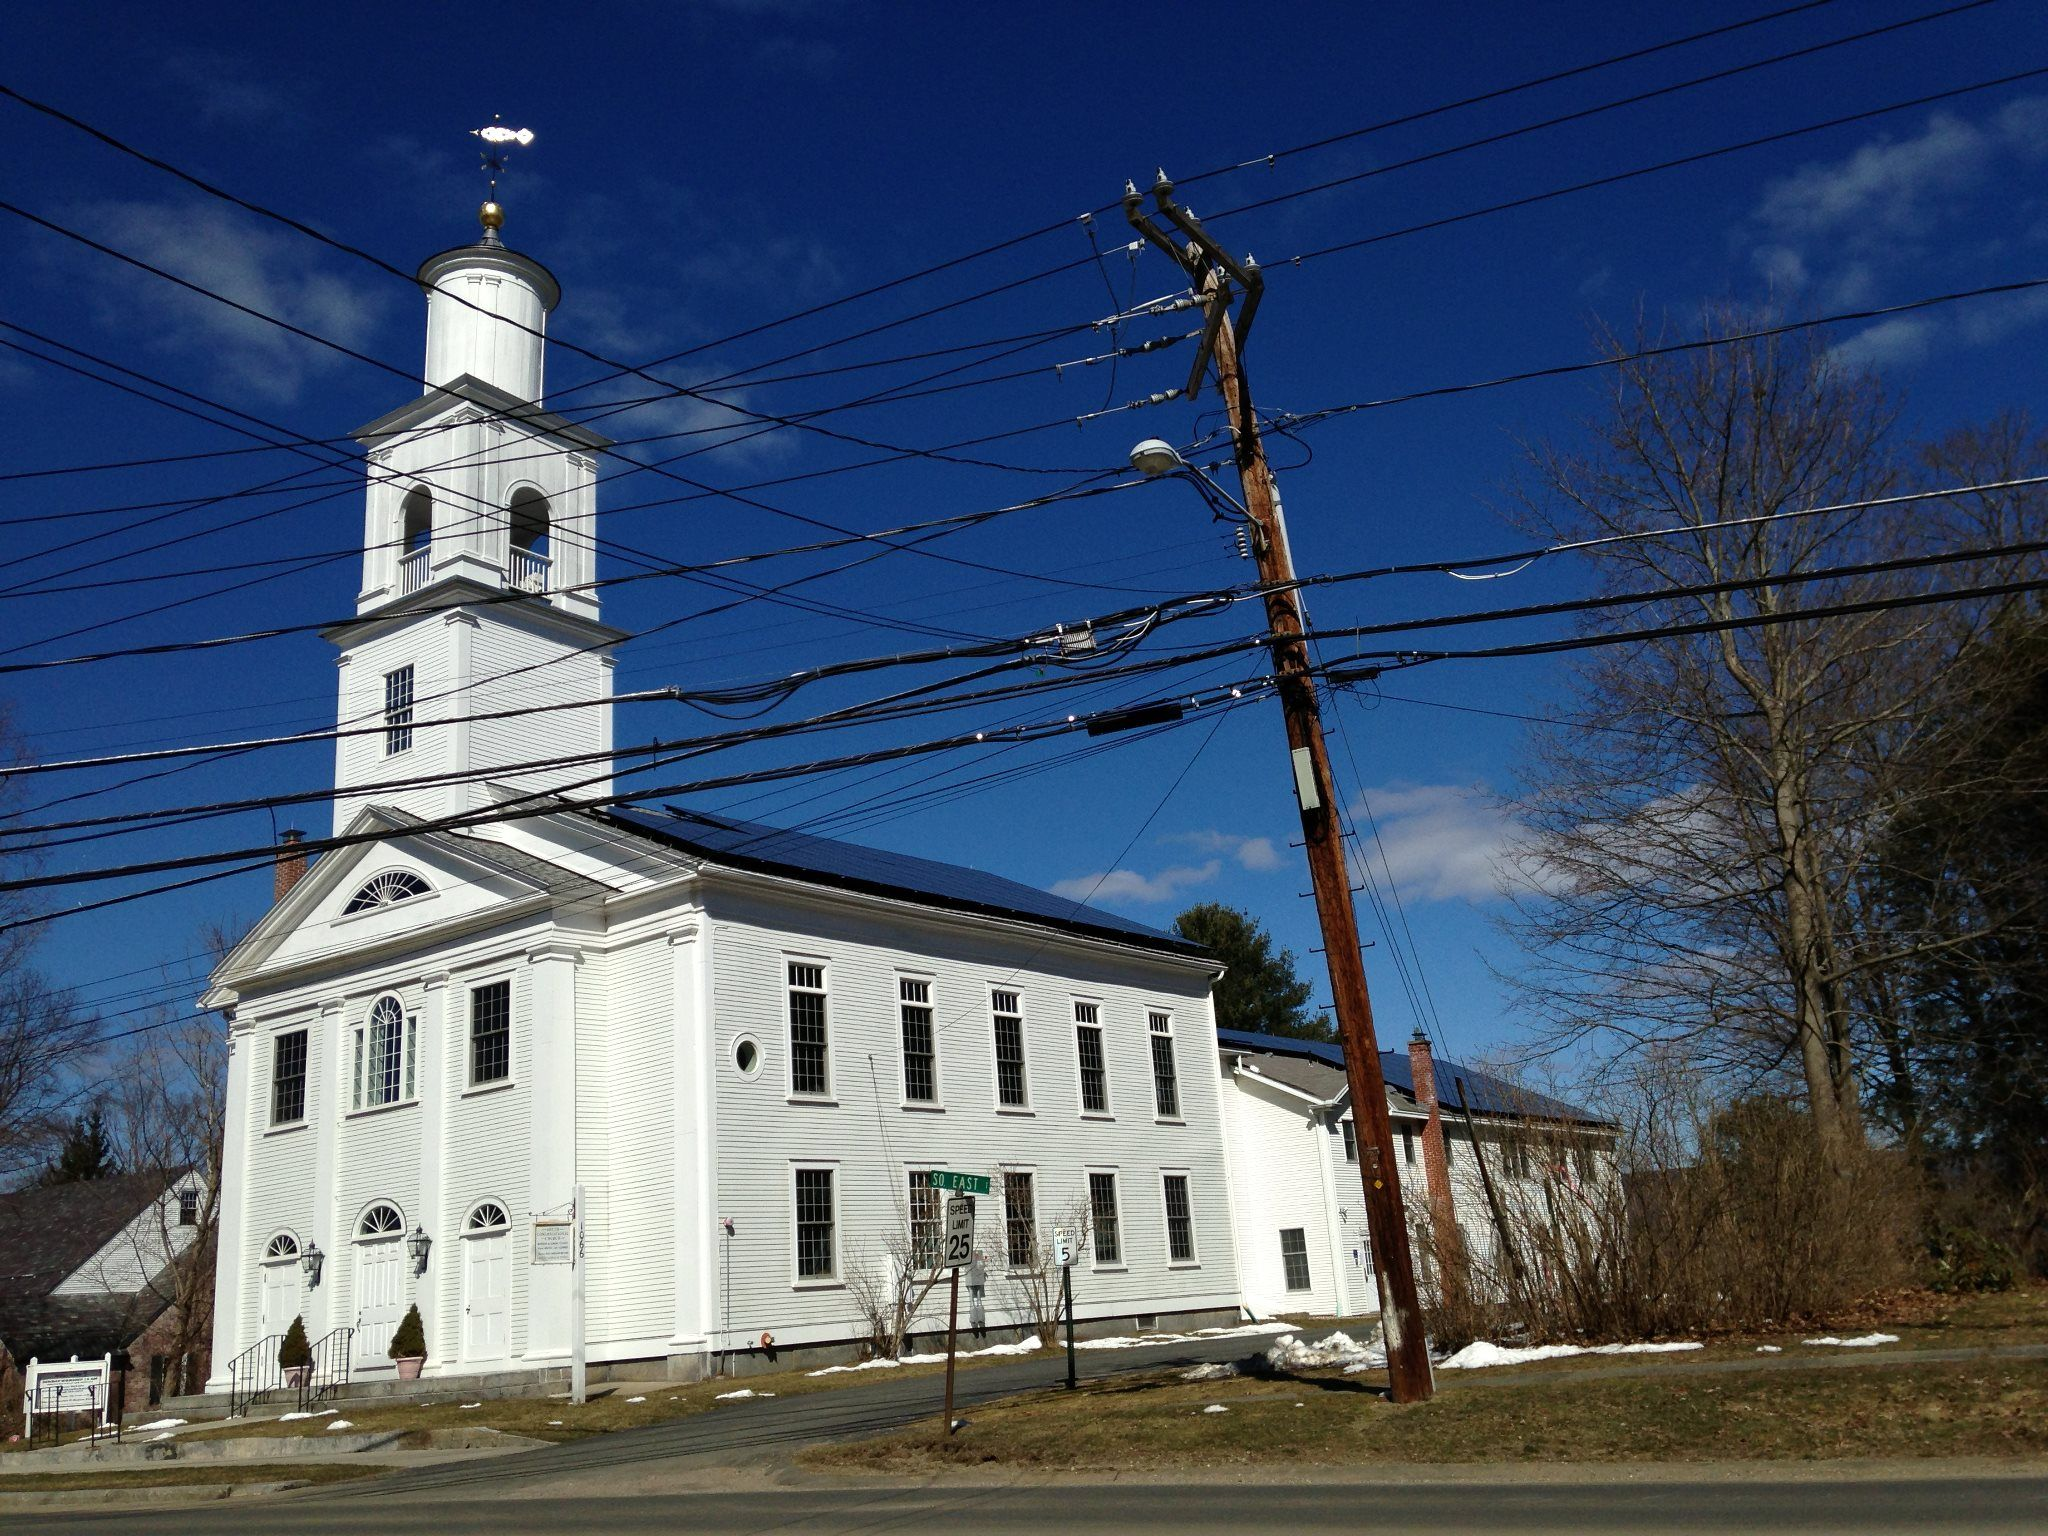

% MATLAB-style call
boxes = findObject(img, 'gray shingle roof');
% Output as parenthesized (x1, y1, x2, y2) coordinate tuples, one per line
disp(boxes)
(1219, 1028, 1607, 1125)
(0, 1174, 176, 1362)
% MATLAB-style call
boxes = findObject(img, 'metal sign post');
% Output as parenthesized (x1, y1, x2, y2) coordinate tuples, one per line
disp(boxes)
(942, 1194, 974, 1435)
(1054, 1226, 1076, 1390)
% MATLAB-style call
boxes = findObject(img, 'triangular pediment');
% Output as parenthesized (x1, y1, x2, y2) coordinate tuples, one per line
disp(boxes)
(204, 807, 610, 1003)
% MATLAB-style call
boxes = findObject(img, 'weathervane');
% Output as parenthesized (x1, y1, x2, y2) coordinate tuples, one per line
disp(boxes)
(472, 114, 535, 200)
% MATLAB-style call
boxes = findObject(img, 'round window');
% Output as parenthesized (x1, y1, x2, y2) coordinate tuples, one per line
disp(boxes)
(732, 1035, 761, 1079)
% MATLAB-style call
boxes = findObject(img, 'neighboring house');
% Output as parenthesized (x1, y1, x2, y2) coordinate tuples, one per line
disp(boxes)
(0, 1171, 211, 1431)
(201, 202, 1241, 1392)
(1216, 1028, 1615, 1319)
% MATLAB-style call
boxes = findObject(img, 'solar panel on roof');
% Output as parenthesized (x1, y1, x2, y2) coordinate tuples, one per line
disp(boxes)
(1216, 1027, 1601, 1125)
(598, 805, 1200, 953)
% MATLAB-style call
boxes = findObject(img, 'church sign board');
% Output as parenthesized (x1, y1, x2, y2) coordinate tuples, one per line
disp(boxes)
(532, 1218, 574, 1266)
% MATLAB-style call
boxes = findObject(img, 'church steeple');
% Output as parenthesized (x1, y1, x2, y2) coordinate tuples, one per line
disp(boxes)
(325, 197, 623, 835)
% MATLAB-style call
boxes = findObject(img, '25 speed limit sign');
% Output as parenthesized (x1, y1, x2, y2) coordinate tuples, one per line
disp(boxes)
(944, 1195, 975, 1268)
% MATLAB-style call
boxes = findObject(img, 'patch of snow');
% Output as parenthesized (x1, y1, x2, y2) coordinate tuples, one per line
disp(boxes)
(325, 1420, 354, 1431)
(807, 1338, 1042, 1376)
(625, 1396, 646, 1403)
(1190, 1322, 1295, 1340)
(1439, 1339, 1704, 1370)
(460, 1402, 483, 1410)
(547, 1420, 563, 1426)
(1201, 1404, 1229, 1414)
(716, 1388, 760, 1400)
(152, 1432, 175, 1441)
(1756, 1345, 1783, 1354)
(1181, 1363, 1239, 1382)
(1265, 1330, 1382, 1370)
(1802, 1333, 1899, 1348)
(132, 1418, 185, 1431)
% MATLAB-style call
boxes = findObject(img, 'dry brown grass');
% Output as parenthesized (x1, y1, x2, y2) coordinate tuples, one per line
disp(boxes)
(811, 1355, 2048, 1472)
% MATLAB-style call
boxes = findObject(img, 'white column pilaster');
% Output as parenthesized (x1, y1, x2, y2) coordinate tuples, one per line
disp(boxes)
(418, 972, 450, 1370)
(310, 998, 345, 1340)
(203, 1025, 254, 1390)
(667, 923, 705, 1356)
(522, 941, 581, 1364)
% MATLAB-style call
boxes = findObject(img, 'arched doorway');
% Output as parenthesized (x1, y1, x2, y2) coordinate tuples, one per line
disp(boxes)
(461, 1201, 512, 1365)
(259, 1231, 303, 1339)
(352, 1201, 406, 1369)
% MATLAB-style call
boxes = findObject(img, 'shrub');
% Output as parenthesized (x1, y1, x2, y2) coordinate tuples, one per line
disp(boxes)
(1924, 1223, 2018, 1294)
(387, 1303, 427, 1361)
(278, 1316, 312, 1369)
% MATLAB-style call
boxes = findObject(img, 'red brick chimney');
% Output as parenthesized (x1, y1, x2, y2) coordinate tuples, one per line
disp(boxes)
(273, 828, 309, 902)
(1407, 1028, 1464, 1283)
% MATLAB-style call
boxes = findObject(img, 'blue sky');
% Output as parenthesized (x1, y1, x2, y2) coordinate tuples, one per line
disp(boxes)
(1, 0, 2044, 1064)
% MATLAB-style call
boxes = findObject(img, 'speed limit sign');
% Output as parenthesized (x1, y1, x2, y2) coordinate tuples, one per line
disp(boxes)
(944, 1195, 976, 1268)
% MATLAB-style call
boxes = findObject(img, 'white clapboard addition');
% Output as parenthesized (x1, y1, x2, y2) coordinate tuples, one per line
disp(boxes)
(201, 200, 1246, 1389)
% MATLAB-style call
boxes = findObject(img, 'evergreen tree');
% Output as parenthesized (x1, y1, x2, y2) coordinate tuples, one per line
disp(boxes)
(1173, 902, 1332, 1041)
(39, 1106, 119, 1185)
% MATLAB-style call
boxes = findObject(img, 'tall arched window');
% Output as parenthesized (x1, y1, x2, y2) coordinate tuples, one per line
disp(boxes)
(351, 995, 417, 1110)
(508, 487, 551, 592)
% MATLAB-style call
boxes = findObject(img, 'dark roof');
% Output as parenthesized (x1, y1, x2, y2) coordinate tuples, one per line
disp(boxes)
(378, 811, 616, 903)
(0, 1174, 176, 1361)
(1236, 1051, 1348, 1101)
(1217, 1028, 1606, 1126)
(597, 805, 1206, 957)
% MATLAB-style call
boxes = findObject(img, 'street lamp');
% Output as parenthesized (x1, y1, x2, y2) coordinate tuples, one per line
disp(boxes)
(1129, 438, 1259, 540)
(406, 1226, 432, 1276)
(301, 1240, 324, 1288)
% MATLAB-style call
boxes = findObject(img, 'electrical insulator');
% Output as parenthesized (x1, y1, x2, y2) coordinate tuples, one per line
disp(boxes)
(1235, 527, 1252, 561)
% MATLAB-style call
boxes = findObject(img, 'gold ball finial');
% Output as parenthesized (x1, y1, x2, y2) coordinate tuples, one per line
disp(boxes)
(479, 201, 505, 232)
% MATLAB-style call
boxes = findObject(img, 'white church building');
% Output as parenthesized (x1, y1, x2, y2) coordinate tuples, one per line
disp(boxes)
(201, 205, 1242, 1391)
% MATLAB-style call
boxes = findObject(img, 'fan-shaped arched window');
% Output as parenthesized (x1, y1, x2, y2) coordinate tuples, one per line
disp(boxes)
(466, 1202, 510, 1233)
(343, 870, 429, 916)
(351, 994, 417, 1110)
(357, 1202, 404, 1239)
(263, 1232, 300, 1260)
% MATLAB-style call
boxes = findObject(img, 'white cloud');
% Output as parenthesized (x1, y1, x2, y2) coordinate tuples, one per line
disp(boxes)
(1741, 96, 2048, 366)
(1166, 830, 1283, 872)
(1050, 861, 1221, 905)
(60, 200, 390, 400)
(1349, 783, 1520, 904)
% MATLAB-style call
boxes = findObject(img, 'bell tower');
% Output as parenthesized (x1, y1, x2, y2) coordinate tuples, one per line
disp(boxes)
(325, 201, 625, 835)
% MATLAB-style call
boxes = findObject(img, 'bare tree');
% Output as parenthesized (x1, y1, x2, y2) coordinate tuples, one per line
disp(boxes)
(1499, 314, 2045, 1168)
(1001, 1197, 1091, 1347)
(0, 707, 99, 1185)
(843, 1226, 951, 1361)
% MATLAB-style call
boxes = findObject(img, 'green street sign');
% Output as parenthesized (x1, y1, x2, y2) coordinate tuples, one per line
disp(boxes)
(930, 1170, 990, 1195)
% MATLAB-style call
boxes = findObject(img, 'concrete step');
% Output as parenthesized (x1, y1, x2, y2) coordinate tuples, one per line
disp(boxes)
(160, 1363, 572, 1421)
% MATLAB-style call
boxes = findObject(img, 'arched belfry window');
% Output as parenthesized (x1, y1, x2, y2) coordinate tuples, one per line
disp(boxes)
(342, 870, 429, 916)
(508, 487, 551, 592)
(357, 1202, 404, 1239)
(398, 486, 433, 594)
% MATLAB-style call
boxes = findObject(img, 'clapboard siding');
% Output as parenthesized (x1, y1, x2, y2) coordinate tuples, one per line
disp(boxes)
(441, 962, 534, 1362)
(704, 881, 1236, 1344)
(603, 937, 675, 1340)
(1222, 1076, 1339, 1319)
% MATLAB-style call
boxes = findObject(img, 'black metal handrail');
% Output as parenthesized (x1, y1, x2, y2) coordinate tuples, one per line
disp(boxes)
(300, 1326, 355, 1411)
(30, 1379, 113, 1450)
(226, 1332, 283, 1418)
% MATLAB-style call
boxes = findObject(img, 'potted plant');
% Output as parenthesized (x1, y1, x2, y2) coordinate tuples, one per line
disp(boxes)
(388, 1304, 427, 1380)
(279, 1316, 312, 1389)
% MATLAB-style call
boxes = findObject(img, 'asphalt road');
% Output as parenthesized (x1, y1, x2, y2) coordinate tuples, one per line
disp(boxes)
(38, 1473, 2048, 1534)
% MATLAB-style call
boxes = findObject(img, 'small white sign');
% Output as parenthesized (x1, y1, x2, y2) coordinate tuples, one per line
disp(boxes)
(1052, 1227, 1074, 1268)
(532, 1219, 574, 1266)
(944, 1196, 975, 1269)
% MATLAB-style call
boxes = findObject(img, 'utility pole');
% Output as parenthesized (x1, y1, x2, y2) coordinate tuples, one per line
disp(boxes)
(1125, 173, 1435, 1403)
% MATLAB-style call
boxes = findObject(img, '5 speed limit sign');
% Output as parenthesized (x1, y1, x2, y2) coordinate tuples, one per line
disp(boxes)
(944, 1195, 975, 1268)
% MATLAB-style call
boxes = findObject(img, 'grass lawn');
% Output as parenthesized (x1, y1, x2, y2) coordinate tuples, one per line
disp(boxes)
(0, 1462, 380, 1492)
(810, 1356, 2048, 1472)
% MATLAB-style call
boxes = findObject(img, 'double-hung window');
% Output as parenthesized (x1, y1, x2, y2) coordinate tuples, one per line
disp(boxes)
(270, 1029, 308, 1126)
(1280, 1228, 1312, 1291)
(351, 995, 416, 1111)
(469, 980, 511, 1087)
(991, 990, 1028, 1108)
(787, 961, 830, 1097)
(1148, 1011, 1179, 1118)
(1003, 1170, 1036, 1268)
(899, 978, 937, 1105)
(1074, 1002, 1109, 1115)
(382, 665, 414, 755)
(1162, 1173, 1195, 1264)
(907, 1170, 942, 1268)
(1401, 1126, 1417, 1166)
(1088, 1171, 1121, 1265)
(1341, 1118, 1358, 1163)
(794, 1166, 837, 1281)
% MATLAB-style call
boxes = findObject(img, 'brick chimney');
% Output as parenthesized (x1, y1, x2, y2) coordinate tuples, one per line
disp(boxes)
(273, 828, 309, 902)
(1407, 1027, 1464, 1283)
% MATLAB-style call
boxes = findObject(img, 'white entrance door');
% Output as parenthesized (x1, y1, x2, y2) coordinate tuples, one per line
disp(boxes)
(259, 1262, 302, 1340)
(462, 1230, 511, 1362)
(353, 1240, 404, 1369)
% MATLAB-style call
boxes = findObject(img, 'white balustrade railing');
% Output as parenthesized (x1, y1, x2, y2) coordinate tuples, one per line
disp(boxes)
(511, 547, 552, 594)
(398, 546, 430, 597)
